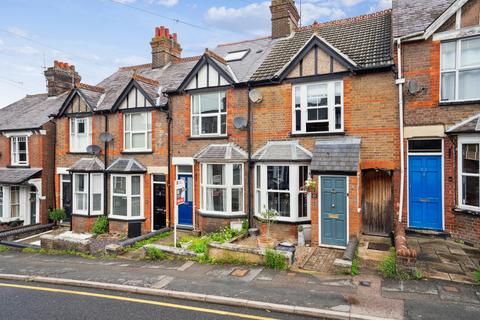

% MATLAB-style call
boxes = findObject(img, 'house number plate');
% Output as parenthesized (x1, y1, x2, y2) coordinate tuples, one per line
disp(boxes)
(328, 213, 339, 219)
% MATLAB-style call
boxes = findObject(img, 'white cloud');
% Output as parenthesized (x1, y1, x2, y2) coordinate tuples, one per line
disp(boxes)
(7, 26, 28, 37)
(300, 3, 346, 24)
(114, 55, 149, 66)
(112, 0, 136, 3)
(369, 0, 392, 12)
(153, 0, 178, 7)
(341, 0, 365, 7)
(0, 40, 39, 55)
(204, 2, 271, 36)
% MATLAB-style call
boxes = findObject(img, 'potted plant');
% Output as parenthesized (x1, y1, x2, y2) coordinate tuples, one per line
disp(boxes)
(49, 208, 66, 227)
(297, 225, 305, 246)
(304, 177, 317, 195)
(259, 208, 278, 247)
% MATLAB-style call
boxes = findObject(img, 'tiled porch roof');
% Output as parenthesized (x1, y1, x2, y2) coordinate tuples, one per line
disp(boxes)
(0, 168, 42, 184)
(69, 158, 105, 172)
(311, 137, 361, 175)
(194, 144, 247, 162)
(253, 140, 312, 162)
(105, 158, 147, 173)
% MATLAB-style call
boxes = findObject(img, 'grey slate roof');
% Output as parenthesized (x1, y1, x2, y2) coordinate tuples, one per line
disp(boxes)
(0, 93, 67, 131)
(194, 144, 248, 162)
(311, 137, 361, 174)
(0, 168, 42, 184)
(106, 158, 147, 173)
(253, 141, 312, 162)
(78, 88, 103, 109)
(447, 113, 480, 134)
(69, 158, 105, 172)
(252, 10, 393, 81)
(392, 0, 455, 37)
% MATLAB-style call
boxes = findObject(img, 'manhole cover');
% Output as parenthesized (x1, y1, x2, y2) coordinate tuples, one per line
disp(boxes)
(443, 286, 459, 293)
(367, 242, 390, 251)
(230, 268, 250, 277)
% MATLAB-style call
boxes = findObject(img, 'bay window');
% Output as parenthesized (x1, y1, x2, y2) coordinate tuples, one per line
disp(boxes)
(10, 187, 20, 218)
(70, 117, 92, 153)
(458, 137, 480, 209)
(200, 163, 244, 214)
(441, 37, 480, 102)
(72, 173, 104, 215)
(111, 175, 144, 218)
(191, 92, 227, 137)
(293, 81, 343, 134)
(11, 136, 28, 166)
(255, 164, 310, 221)
(124, 112, 152, 152)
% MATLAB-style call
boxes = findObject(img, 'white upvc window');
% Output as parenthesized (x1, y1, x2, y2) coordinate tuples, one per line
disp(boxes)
(90, 173, 104, 215)
(70, 117, 92, 153)
(73, 173, 88, 214)
(0, 185, 28, 222)
(124, 112, 152, 152)
(200, 163, 244, 215)
(10, 186, 20, 218)
(191, 92, 227, 137)
(458, 136, 480, 210)
(441, 36, 480, 102)
(255, 164, 310, 222)
(11, 136, 28, 166)
(110, 175, 144, 219)
(72, 173, 104, 216)
(293, 80, 343, 134)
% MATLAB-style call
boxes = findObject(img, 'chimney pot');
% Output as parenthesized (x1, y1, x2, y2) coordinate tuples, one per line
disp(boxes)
(270, 0, 300, 39)
(173, 33, 177, 42)
(150, 26, 182, 69)
(44, 60, 81, 96)
(165, 28, 170, 39)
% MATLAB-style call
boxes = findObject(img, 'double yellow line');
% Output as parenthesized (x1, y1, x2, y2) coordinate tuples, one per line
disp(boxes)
(0, 282, 276, 320)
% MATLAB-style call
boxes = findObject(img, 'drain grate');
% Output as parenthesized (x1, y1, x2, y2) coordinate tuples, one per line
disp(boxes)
(367, 242, 390, 252)
(230, 268, 250, 277)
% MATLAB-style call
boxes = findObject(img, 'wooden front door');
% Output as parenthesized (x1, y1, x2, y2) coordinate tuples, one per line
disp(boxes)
(362, 170, 393, 235)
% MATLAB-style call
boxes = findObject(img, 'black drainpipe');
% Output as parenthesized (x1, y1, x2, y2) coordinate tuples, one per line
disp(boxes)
(247, 82, 253, 228)
(162, 95, 173, 228)
(103, 113, 109, 216)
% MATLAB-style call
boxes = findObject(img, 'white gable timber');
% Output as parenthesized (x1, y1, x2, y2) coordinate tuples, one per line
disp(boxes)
(286, 45, 348, 78)
(185, 63, 230, 90)
(424, 0, 470, 39)
(119, 86, 152, 109)
(64, 93, 90, 114)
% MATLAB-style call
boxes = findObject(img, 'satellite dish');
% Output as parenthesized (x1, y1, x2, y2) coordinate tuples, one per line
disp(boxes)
(86, 145, 101, 156)
(408, 80, 421, 95)
(233, 117, 248, 130)
(248, 89, 263, 103)
(100, 132, 113, 143)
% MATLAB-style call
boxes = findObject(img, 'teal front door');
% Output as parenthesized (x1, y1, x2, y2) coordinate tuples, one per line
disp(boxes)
(321, 177, 347, 247)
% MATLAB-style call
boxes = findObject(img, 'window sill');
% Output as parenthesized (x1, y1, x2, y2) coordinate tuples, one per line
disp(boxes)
(7, 165, 30, 169)
(108, 215, 146, 221)
(198, 209, 247, 219)
(453, 207, 480, 217)
(253, 215, 311, 225)
(68, 152, 91, 155)
(188, 135, 229, 141)
(121, 150, 153, 155)
(439, 100, 480, 107)
(290, 131, 345, 137)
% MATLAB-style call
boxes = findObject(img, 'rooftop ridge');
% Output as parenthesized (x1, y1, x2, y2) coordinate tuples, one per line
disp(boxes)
(296, 9, 392, 32)
(205, 48, 227, 65)
(174, 55, 202, 63)
(76, 83, 105, 93)
(217, 35, 271, 47)
(132, 73, 160, 86)
(25, 93, 48, 98)
(118, 63, 152, 71)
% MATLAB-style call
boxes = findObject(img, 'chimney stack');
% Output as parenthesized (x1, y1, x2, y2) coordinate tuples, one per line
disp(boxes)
(270, 0, 300, 39)
(150, 26, 182, 69)
(44, 60, 81, 96)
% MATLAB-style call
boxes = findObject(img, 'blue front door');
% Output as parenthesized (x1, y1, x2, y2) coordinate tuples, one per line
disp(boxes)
(321, 177, 347, 247)
(408, 155, 442, 230)
(178, 174, 193, 226)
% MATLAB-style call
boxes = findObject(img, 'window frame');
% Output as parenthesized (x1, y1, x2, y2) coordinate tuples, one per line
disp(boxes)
(440, 36, 480, 102)
(200, 163, 245, 215)
(72, 173, 104, 216)
(457, 135, 480, 211)
(109, 174, 144, 220)
(292, 80, 344, 134)
(10, 186, 20, 219)
(255, 163, 311, 222)
(123, 112, 152, 152)
(10, 136, 28, 166)
(191, 91, 227, 138)
(69, 117, 92, 153)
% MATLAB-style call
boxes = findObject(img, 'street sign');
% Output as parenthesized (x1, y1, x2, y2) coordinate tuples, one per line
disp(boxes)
(175, 179, 185, 205)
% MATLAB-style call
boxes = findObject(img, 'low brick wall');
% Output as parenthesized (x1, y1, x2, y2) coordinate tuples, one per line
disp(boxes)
(451, 212, 480, 247)
(72, 215, 96, 234)
(254, 220, 298, 244)
(394, 221, 417, 274)
(208, 242, 292, 267)
(40, 232, 91, 253)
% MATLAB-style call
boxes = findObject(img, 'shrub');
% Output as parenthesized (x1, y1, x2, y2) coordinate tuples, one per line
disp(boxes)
(49, 208, 66, 223)
(146, 247, 166, 260)
(265, 249, 287, 270)
(0, 245, 10, 253)
(92, 215, 109, 236)
(351, 251, 360, 276)
(475, 269, 480, 284)
(379, 248, 397, 279)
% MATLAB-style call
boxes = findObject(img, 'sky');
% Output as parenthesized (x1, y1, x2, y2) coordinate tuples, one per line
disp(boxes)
(0, 0, 392, 107)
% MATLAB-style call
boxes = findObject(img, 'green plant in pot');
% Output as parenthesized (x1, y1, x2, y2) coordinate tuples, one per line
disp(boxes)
(259, 208, 278, 246)
(49, 208, 66, 226)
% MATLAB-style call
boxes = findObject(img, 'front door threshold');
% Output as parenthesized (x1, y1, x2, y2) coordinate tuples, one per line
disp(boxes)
(406, 228, 450, 239)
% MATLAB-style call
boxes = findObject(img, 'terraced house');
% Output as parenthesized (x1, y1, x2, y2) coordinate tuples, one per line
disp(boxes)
(393, 0, 480, 245)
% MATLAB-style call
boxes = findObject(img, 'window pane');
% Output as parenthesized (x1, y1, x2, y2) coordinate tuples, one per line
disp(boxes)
(441, 41, 456, 70)
(298, 193, 307, 218)
(207, 164, 224, 185)
(206, 188, 226, 212)
(256, 166, 261, 188)
(307, 108, 328, 121)
(335, 82, 342, 105)
(200, 93, 219, 113)
(408, 139, 442, 153)
(463, 144, 479, 174)
(113, 176, 126, 194)
(75, 175, 85, 192)
(267, 166, 289, 190)
(220, 92, 226, 112)
(294, 87, 301, 109)
(268, 192, 290, 217)
(131, 113, 146, 131)
(147, 132, 152, 149)
(125, 133, 131, 150)
(125, 114, 131, 131)
(192, 95, 200, 114)
(132, 132, 146, 148)
(460, 37, 480, 68)
(76, 194, 86, 211)
(462, 175, 479, 207)
(192, 116, 199, 136)
(459, 69, 480, 100)
(441, 72, 455, 101)
(233, 164, 242, 185)
(201, 116, 218, 134)
(131, 196, 141, 216)
(256, 190, 261, 214)
(295, 110, 301, 131)
(232, 188, 243, 212)
(307, 84, 327, 106)
(131, 176, 141, 195)
(299, 166, 308, 187)
(113, 195, 127, 216)
(306, 122, 329, 132)
(92, 194, 102, 211)
(177, 165, 192, 174)
(335, 106, 342, 129)
(77, 119, 85, 134)
(11, 187, 20, 218)
(220, 114, 226, 135)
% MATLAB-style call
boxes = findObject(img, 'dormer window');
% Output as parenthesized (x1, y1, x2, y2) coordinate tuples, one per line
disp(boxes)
(225, 49, 249, 62)
(70, 117, 92, 153)
(11, 136, 28, 166)
(191, 92, 227, 137)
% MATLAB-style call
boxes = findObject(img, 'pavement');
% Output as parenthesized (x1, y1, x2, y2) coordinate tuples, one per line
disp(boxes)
(1, 249, 480, 319)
